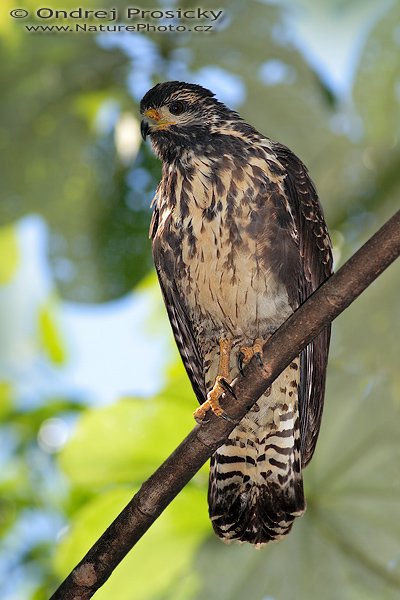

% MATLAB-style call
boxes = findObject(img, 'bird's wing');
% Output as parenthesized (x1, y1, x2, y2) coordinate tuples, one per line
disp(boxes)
(150, 206, 207, 405)
(273, 143, 333, 466)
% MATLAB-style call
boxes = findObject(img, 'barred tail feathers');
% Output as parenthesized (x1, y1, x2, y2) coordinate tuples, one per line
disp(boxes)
(208, 359, 305, 545)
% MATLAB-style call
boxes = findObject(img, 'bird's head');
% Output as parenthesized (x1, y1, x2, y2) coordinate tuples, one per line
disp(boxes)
(140, 81, 240, 161)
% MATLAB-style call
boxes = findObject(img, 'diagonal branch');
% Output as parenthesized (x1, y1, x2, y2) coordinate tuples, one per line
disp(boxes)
(50, 210, 400, 600)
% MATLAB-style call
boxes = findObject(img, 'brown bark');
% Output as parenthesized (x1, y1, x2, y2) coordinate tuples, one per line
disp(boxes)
(50, 210, 400, 600)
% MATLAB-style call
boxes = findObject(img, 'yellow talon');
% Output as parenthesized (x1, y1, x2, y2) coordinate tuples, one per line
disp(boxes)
(194, 339, 233, 422)
(238, 338, 264, 375)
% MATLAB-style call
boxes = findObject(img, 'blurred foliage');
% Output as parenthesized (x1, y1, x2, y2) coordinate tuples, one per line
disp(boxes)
(1, 0, 159, 302)
(1, 0, 400, 599)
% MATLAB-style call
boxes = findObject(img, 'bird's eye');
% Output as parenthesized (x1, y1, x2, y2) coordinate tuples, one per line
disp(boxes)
(169, 101, 186, 115)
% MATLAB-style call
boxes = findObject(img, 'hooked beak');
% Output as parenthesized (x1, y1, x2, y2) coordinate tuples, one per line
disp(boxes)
(140, 108, 176, 141)
(140, 119, 150, 141)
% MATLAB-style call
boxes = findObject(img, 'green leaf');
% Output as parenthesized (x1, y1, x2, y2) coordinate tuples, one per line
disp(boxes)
(38, 299, 67, 365)
(0, 380, 13, 417)
(59, 361, 207, 488)
(0, 222, 19, 284)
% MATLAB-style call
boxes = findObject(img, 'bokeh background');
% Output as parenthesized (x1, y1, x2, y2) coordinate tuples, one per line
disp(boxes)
(1, 0, 400, 598)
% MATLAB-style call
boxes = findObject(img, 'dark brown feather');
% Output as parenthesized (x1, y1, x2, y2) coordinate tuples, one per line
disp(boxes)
(150, 199, 206, 406)
(273, 143, 333, 465)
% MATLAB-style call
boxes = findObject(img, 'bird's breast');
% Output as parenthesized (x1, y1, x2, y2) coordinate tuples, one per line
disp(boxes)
(155, 182, 292, 338)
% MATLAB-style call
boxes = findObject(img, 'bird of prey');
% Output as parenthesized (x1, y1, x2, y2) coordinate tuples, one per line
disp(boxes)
(140, 81, 332, 545)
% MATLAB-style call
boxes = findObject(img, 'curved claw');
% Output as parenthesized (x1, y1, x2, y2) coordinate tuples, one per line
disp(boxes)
(193, 407, 211, 424)
(237, 351, 245, 377)
(219, 410, 238, 424)
(219, 377, 237, 400)
(255, 351, 263, 367)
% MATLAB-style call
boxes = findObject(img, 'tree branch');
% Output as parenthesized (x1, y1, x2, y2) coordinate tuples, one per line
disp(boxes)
(50, 210, 400, 600)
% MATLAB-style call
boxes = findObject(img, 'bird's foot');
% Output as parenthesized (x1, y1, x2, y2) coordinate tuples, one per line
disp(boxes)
(237, 338, 264, 376)
(193, 376, 236, 423)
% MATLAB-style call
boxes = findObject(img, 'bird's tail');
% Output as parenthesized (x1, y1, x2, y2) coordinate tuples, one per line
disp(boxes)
(208, 358, 305, 545)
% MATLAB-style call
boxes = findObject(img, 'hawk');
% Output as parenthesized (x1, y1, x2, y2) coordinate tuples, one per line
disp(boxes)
(140, 81, 332, 545)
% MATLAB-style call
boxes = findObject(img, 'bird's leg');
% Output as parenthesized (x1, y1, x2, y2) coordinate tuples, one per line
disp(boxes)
(194, 338, 235, 422)
(237, 338, 265, 376)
